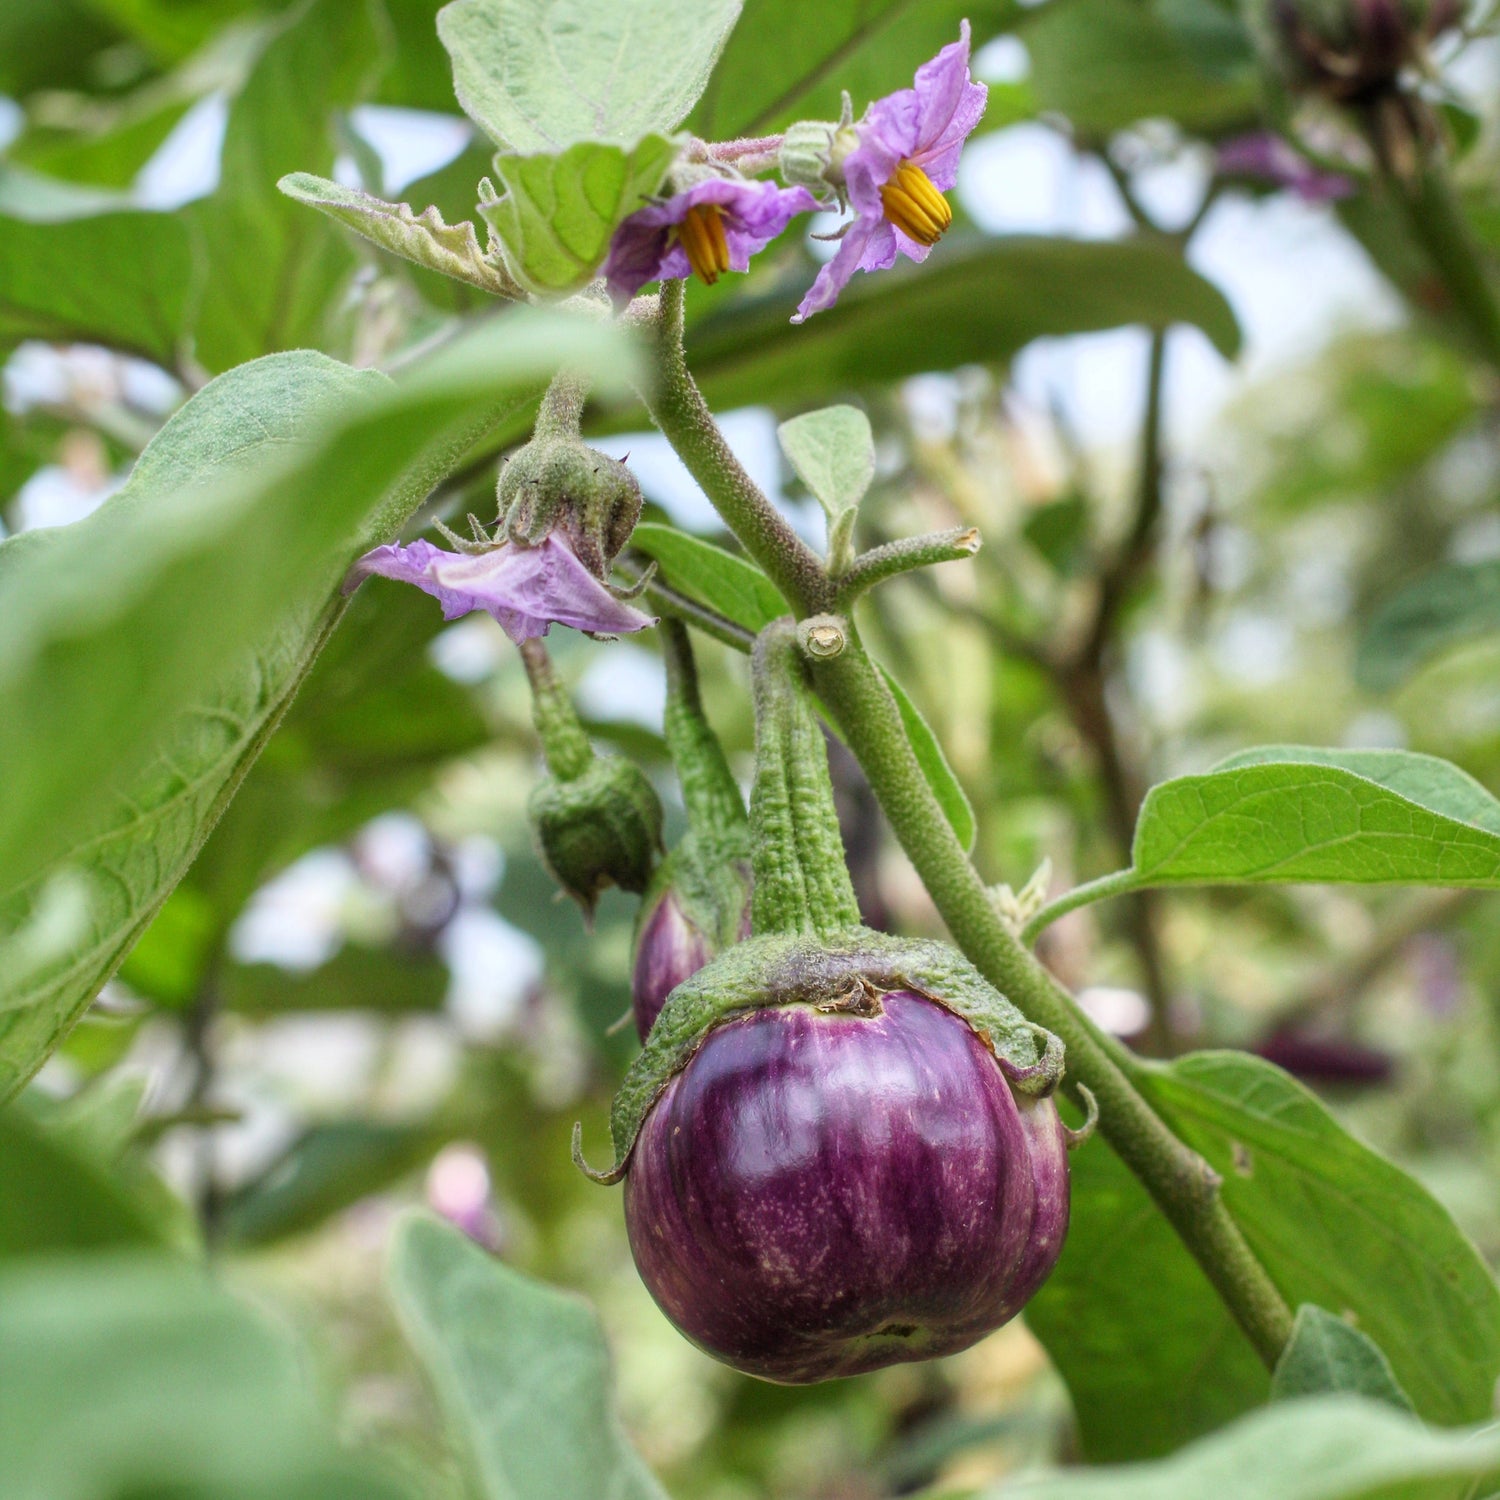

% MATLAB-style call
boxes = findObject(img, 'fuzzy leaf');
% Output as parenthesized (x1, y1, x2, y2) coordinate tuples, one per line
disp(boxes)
(1000, 1396, 1500, 1500)
(1130, 747, 1500, 889)
(390, 1214, 668, 1500)
(628, 521, 787, 631)
(1272, 1306, 1414, 1411)
(776, 405, 876, 525)
(438, 0, 741, 151)
(481, 135, 678, 295)
(277, 172, 523, 297)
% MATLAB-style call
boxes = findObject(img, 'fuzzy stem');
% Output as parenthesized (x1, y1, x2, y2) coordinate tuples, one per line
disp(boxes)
(835, 526, 982, 605)
(636, 306, 1295, 1369)
(532, 367, 592, 442)
(518, 638, 593, 781)
(1020, 868, 1141, 945)
(661, 618, 748, 841)
(749, 620, 863, 941)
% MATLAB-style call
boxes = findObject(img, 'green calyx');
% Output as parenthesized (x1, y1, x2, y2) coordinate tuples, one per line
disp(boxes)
(748, 618, 862, 942)
(498, 369, 644, 579)
(529, 754, 664, 915)
(574, 928, 1067, 1183)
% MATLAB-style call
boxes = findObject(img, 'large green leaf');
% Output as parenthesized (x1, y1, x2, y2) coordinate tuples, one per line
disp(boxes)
(0, 1254, 412, 1499)
(688, 236, 1242, 410)
(997, 1396, 1500, 1500)
(1023, 0, 1256, 136)
(1026, 1129, 1268, 1462)
(1127, 747, 1500, 890)
(187, 0, 386, 371)
(1357, 560, 1500, 692)
(0, 311, 634, 1098)
(1143, 1051, 1500, 1425)
(482, 135, 679, 294)
(687, 0, 1016, 139)
(389, 1213, 668, 1500)
(0, 170, 193, 364)
(438, 0, 740, 151)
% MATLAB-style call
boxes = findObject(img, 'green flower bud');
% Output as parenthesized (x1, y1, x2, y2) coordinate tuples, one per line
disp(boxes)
(529, 754, 664, 916)
(779, 94, 857, 205)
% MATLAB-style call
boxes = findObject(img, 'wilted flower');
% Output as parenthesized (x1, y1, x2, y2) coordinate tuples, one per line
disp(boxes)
(343, 533, 654, 642)
(793, 22, 987, 323)
(1217, 131, 1355, 202)
(604, 175, 816, 307)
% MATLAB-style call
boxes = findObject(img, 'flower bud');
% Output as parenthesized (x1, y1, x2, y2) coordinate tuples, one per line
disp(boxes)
(499, 433, 644, 581)
(778, 94, 858, 204)
(527, 755, 663, 916)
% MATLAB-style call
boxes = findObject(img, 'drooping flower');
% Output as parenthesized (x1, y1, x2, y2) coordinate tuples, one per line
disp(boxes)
(342, 533, 655, 642)
(603, 175, 815, 308)
(793, 22, 987, 323)
(1216, 132, 1354, 203)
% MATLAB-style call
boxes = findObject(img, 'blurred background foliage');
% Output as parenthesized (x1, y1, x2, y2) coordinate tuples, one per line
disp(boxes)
(4, 0, 1500, 1494)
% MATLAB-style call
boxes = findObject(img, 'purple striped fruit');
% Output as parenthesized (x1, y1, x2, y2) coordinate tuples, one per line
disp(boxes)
(623, 986, 1070, 1383)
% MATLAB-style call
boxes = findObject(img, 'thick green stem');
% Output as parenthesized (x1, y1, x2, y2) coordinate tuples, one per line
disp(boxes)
(835, 526, 982, 606)
(661, 618, 747, 841)
(647, 281, 833, 614)
(749, 620, 862, 942)
(635, 307, 1295, 1370)
(518, 638, 592, 781)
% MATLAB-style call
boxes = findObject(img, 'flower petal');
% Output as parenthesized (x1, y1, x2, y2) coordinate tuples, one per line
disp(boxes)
(909, 21, 987, 190)
(792, 215, 883, 323)
(343, 534, 656, 642)
(604, 177, 814, 307)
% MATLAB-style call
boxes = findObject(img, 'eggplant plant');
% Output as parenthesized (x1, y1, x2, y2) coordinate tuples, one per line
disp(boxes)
(5, 0, 1500, 1495)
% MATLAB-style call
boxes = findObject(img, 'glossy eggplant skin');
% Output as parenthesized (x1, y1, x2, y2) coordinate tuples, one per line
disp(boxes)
(623, 990, 1070, 1383)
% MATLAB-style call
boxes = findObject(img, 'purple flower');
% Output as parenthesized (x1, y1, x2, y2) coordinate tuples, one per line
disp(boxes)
(794, 22, 987, 323)
(1216, 132, 1354, 204)
(604, 176, 816, 307)
(343, 533, 655, 642)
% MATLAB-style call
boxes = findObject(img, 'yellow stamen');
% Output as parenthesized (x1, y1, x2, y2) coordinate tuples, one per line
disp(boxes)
(879, 160, 952, 247)
(677, 203, 732, 285)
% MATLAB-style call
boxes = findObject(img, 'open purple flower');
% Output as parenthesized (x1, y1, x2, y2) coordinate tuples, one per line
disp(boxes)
(604, 176, 815, 308)
(794, 22, 987, 323)
(343, 533, 655, 642)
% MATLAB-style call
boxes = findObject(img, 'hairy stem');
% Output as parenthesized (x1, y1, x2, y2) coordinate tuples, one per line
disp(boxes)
(636, 306, 1294, 1368)
(835, 526, 982, 606)
(518, 638, 593, 781)
(661, 618, 747, 838)
(531, 367, 592, 442)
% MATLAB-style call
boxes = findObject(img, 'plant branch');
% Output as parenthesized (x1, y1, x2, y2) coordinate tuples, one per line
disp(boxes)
(1021, 868, 1141, 944)
(617, 554, 757, 652)
(835, 526, 981, 606)
(636, 303, 1295, 1369)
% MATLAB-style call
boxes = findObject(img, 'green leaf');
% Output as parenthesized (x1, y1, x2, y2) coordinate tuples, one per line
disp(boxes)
(0, 1104, 168, 1258)
(222, 1119, 437, 1245)
(0, 1254, 413, 1499)
(776, 404, 876, 525)
(1025, 1130, 1268, 1462)
(1128, 747, 1500, 890)
(688, 237, 1242, 410)
(1023, 0, 1257, 135)
(278, 171, 524, 298)
(998, 1395, 1500, 1500)
(1022, 493, 1092, 577)
(0, 174, 193, 363)
(687, 0, 1015, 138)
(482, 135, 679, 295)
(880, 666, 977, 853)
(1272, 1306, 1414, 1411)
(1357, 560, 1500, 692)
(1143, 1051, 1500, 1425)
(0, 311, 636, 1098)
(187, 0, 387, 371)
(220, 946, 451, 1016)
(438, 0, 741, 150)
(389, 1213, 669, 1500)
(630, 520, 789, 630)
